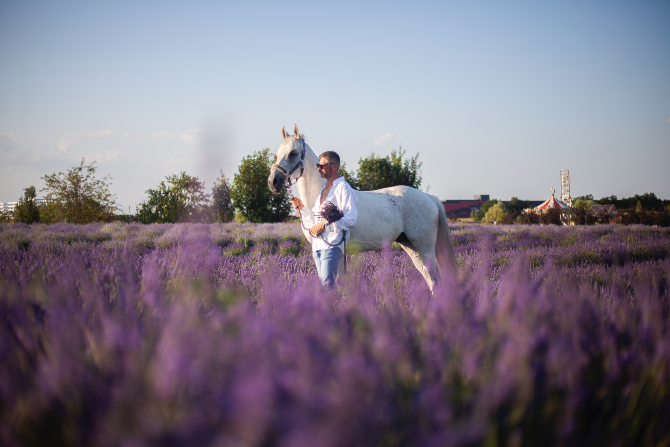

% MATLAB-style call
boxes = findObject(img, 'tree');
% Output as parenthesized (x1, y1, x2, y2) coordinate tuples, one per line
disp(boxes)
(211, 169, 234, 223)
(627, 193, 665, 210)
(517, 210, 540, 225)
(230, 148, 291, 223)
(539, 207, 562, 225)
(354, 147, 422, 191)
(13, 186, 41, 224)
(573, 198, 595, 211)
(595, 192, 669, 213)
(483, 201, 509, 223)
(40, 158, 118, 224)
(473, 199, 499, 221)
(136, 172, 209, 223)
(507, 197, 530, 213)
(338, 162, 359, 190)
(571, 202, 589, 225)
(598, 195, 619, 207)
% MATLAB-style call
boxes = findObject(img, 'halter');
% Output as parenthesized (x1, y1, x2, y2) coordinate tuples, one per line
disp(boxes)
(270, 137, 306, 188)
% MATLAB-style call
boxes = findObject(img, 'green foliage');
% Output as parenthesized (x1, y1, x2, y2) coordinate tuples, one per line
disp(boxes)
(233, 209, 249, 223)
(230, 148, 291, 223)
(38, 202, 64, 224)
(136, 172, 209, 224)
(597, 192, 669, 211)
(507, 197, 530, 213)
(571, 197, 596, 225)
(351, 147, 422, 191)
(12, 186, 41, 224)
(539, 207, 563, 225)
(211, 170, 234, 223)
(338, 162, 359, 190)
(573, 198, 595, 211)
(473, 199, 499, 221)
(483, 201, 509, 223)
(40, 158, 118, 224)
(516, 210, 540, 224)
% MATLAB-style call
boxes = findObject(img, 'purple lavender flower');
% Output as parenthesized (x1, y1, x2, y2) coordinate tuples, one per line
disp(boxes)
(315, 201, 344, 225)
(1, 221, 669, 446)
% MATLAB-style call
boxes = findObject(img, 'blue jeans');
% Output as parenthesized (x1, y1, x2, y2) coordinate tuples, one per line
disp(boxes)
(313, 249, 341, 289)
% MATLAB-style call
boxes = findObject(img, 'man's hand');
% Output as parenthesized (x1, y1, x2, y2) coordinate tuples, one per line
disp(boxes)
(291, 197, 303, 217)
(310, 222, 326, 236)
(291, 197, 304, 210)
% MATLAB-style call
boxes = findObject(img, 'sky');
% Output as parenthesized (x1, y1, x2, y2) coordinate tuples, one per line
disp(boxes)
(1, 0, 669, 212)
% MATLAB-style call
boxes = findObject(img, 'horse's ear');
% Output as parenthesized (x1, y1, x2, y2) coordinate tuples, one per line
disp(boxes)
(281, 126, 288, 139)
(294, 124, 300, 138)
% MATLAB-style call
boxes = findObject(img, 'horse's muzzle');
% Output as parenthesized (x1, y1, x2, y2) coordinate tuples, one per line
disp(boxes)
(268, 170, 287, 194)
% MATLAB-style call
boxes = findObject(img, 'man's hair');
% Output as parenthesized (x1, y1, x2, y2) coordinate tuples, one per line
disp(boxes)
(319, 151, 340, 167)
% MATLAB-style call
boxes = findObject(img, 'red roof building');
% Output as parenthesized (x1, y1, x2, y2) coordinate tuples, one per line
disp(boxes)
(534, 196, 571, 211)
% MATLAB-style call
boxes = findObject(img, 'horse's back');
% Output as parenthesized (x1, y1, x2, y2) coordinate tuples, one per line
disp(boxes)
(356, 185, 438, 219)
(350, 186, 440, 248)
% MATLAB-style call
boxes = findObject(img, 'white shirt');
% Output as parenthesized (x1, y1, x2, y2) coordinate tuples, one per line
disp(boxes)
(301, 176, 358, 253)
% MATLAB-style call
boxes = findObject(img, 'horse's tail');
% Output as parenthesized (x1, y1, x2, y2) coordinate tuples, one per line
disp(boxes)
(431, 195, 459, 279)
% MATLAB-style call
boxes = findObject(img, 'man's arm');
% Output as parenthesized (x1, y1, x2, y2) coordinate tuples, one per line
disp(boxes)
(330, 184, 358, 233)
(292, 197, 320, 233)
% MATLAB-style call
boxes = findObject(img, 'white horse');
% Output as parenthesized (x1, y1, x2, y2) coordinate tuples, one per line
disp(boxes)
(268, 125, 458, 290)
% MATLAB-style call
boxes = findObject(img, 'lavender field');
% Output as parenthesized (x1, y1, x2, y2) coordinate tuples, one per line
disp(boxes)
(1, 222, 669, 446)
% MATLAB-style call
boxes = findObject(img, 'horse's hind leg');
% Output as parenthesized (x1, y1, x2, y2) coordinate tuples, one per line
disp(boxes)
(401, 225, 441, 291)
(396, 234, 437, 291)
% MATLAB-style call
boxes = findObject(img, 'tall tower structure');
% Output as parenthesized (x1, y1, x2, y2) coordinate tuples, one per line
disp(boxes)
(560, 169, 572, 206)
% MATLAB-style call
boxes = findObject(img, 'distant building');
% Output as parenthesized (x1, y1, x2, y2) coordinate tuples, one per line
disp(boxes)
(1, 202, 17, 213)
(443, 199, 489, 218)
(1, 199, 48, 214)
(587, 204, 622, 224)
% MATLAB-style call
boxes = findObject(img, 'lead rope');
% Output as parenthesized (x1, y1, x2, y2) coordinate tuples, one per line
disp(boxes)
(287, 180, 347, 274)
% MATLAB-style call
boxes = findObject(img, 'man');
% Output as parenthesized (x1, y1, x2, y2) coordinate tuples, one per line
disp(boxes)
(291, 151, 358, 289)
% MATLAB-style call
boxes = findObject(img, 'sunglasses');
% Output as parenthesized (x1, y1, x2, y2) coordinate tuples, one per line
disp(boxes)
(316, 163, 333, 169)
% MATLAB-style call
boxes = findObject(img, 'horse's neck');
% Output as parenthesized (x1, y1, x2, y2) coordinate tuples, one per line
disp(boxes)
(296, 147, 324, 210)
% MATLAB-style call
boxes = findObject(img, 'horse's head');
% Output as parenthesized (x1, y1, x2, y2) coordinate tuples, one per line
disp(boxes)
(268, 124, 307, 194)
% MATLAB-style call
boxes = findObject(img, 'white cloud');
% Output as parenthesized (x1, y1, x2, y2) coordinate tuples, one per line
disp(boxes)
(151, 129, 203, 145)
(83, 149, 120, 162)
(373, 132, 406, 145)
(58, 129, 115, 153)
(374, 133, 394, 145)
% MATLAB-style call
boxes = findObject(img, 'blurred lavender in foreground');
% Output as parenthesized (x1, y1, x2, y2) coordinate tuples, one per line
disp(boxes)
(0, 222, 669, 446)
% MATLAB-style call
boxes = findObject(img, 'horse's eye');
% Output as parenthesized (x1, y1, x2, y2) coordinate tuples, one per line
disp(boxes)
(290, 151, 298, 157)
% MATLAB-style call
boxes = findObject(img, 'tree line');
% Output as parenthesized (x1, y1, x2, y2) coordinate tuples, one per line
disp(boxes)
(5, 147, 423, 225)
(471, 193, 670, 226)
